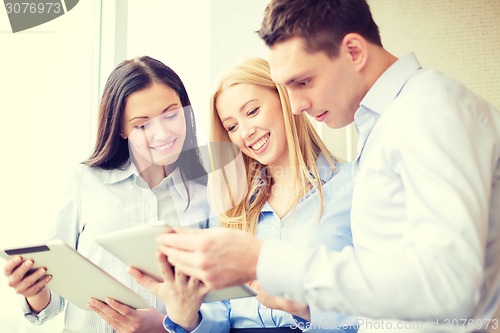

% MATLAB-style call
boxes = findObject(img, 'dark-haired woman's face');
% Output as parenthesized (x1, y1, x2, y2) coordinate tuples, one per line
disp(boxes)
(121, 83, 186, 171)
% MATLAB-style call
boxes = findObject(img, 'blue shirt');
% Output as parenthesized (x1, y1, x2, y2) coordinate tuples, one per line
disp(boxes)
(22, 161, 222, 333)
(165, 156, 356, 332)
(258, 53, 500, 333)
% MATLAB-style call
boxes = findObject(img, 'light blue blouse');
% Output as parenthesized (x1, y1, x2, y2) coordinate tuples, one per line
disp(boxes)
(165, 156, 357, 332)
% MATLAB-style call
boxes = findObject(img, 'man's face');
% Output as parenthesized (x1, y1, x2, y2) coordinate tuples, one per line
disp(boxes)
(269, 36, 360, 129)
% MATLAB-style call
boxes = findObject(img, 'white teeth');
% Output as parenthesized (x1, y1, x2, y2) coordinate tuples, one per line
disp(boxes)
(250, 134, 269, 151)
(152, 141, 174, 151)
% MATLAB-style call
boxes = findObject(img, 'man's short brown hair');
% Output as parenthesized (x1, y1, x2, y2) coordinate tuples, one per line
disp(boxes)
(258, 0, 382, 57)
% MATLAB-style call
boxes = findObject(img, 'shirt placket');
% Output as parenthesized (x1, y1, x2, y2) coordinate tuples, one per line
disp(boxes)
(155, 181, 180, 226)
(353, 107, 379, 178)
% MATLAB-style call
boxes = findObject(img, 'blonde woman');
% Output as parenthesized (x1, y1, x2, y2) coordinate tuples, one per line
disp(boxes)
(132, 58, 357, 332)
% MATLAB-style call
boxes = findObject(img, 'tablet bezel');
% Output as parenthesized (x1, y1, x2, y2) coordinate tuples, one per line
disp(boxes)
(0, 240, 150, 310)
(94, 223, 256, 302)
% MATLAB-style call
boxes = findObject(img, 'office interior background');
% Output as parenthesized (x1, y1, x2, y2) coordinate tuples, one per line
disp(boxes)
(0, 0, 498, 331)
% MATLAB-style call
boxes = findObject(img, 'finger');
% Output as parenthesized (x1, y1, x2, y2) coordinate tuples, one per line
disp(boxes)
(198, 283, 211, 296)
(89, 298, 127, 323)
(19, 273, 52, 297)
(7, 259, 34, 285)
(9, 265, 47, 293)
(247, 280, 257, 290)
(163, 256, 208, 287)
(127, 266, 143, 280)
(128, 267, 161, 293)
(188, 277, 200, 288)
(156, 251, 174, 282)
(187, 276, 206, 293)
(251, 280, 261, 291)
(88, 299, 121, 330)
(174, 266, 188, 285)
(4, 256, 23, 276)
(88, 299, 117, 319)
(191, 278, 210, 297)
(105, 298, 135, 316)
(156, 228, 205, 251)
(159, 246, 203, 271)
(160, 247, 194, 267)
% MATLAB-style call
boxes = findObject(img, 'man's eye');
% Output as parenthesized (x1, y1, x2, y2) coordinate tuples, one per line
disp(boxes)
(297, 79, 310, 87)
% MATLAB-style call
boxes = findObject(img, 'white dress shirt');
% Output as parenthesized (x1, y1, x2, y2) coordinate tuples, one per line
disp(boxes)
(257, 53, 500, 333)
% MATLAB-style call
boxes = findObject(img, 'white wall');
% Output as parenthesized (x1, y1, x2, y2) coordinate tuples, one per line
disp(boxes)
(0, 1, 101, 331)
(126, 0, 212, 144)
(367, 0, 500, 110)
(209, 0, 269, 83)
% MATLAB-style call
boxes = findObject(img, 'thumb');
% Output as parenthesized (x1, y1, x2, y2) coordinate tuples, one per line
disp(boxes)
(128, 267, 160, 293)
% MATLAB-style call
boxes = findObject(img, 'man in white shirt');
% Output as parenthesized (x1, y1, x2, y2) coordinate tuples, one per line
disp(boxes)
(157, 0, 500, 332)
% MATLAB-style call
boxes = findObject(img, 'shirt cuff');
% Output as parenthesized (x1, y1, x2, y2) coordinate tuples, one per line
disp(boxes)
(22, 290, 64, 325)
(163, 310, 216, 333)
(257, 239, 315, 302)
(163, 315, 189, 333)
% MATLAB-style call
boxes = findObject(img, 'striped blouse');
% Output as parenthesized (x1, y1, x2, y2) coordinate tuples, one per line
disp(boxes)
(21, 160, 220, 333)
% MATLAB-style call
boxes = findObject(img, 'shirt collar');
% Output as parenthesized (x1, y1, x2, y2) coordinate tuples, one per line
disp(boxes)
(360, 52, 422, 115)
(102, 160, 136, 184)
(354, 53, 422, 146)
(252, 153, 334, 188)
(254, 153, 335, 214)
(102, 160, 190, 202)
(167, 167, 190, 202)
(314, 153, 336, 184)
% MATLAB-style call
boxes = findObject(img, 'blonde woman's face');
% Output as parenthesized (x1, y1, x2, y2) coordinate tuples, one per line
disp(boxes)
(216, 83, 289, 167)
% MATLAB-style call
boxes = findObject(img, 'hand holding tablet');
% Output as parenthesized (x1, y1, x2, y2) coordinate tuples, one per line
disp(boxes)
(94, 222, 256, 302)
(0, 240, 150, 310)
(1, 222, 255, 314)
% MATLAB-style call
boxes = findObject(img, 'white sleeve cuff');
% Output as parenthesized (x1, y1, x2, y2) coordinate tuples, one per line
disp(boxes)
(257, 239, 315, 303)
(22, 290, 65, 325)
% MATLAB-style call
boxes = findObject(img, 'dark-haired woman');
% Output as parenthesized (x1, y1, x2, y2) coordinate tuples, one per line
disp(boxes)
(3, 56, 227, 333)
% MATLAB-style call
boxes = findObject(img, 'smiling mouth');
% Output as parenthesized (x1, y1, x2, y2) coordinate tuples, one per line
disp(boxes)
(151, 138, 176, 151)
(315, 111, 327, 119)
(250, 134, 270, 151)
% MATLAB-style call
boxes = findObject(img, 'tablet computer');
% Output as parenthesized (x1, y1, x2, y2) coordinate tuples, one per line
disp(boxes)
(0, 240, 150, 310)
(94, 222, 256, 302)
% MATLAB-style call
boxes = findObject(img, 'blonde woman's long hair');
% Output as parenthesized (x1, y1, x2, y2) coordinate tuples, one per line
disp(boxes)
(208, 57, 336, 234)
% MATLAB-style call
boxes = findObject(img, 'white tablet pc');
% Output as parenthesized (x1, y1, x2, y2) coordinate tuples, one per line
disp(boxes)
(0, 240, 150, 310)
(94, 223, 256, 302)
